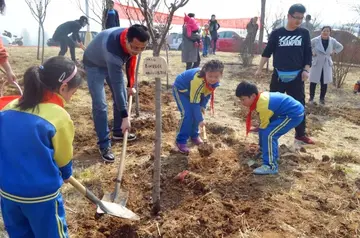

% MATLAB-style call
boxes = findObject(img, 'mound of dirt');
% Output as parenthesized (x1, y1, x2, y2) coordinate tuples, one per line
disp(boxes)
(131, 112, 177, 133)
(198, 143, 214, 157)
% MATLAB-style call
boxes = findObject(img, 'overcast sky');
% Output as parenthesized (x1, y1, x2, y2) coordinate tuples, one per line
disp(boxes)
(0, 0, 359, 44)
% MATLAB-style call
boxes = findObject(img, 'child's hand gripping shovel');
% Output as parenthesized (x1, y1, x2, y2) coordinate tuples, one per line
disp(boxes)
(97, 88, 137, 218)
(68, 176, 139, 220)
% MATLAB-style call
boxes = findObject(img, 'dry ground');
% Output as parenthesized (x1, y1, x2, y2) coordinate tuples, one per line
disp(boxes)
(1, 47, 360, 238)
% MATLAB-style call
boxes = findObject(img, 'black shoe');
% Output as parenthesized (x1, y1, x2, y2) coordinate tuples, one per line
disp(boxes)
(100, 147, 115, 162)
(112, 133, 137, 142)
(319, 99, 325, 105)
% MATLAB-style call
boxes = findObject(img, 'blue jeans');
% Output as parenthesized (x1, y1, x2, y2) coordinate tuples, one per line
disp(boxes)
(85, 66, 124, 149)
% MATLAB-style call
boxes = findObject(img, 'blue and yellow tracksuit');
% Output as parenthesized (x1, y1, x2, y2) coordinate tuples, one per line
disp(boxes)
(0, 93, 74, 238)
(172, 68, 219, 144)
(256, 92, 304, 169)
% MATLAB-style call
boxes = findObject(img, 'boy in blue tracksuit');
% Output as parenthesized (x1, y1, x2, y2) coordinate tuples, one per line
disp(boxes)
(172, 59, 224, 154)
(236, 81, 304, 175)
(0, 56, 83, 237)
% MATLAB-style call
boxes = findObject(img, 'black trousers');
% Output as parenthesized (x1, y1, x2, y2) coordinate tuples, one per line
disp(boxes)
(270, 71, 306, 138)
(186, 52, 200, 70)
(54, 36, 76, 61)
(310, 70, 327, 100)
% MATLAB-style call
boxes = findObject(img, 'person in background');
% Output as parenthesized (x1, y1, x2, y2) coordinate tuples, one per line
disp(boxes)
(202, 23, 211, 57)
(209, 14, 220, 55)
(301, 14, 314, 34)
(102, 0, 120, 30)
(182, 13, 201, 70)
(52, 16, 88, 62)
(255, 3, 314, 145)
(241, 17, 259, 56)
(309, 26, 343, 105)
(0, 0, 16, 83)
(184, 13, 201, 46)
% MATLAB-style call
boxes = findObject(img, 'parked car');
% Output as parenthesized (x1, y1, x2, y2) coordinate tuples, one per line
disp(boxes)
(47, 31, 98, 47)
(215, 30, 267, 54)
(167, 32, 182, 50)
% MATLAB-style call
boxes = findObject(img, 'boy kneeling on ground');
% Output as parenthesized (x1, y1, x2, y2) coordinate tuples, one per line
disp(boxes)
(236, 81, 305, 175)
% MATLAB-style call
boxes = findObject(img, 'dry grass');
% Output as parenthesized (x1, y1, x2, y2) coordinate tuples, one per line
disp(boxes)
(1, 47, 360, 238)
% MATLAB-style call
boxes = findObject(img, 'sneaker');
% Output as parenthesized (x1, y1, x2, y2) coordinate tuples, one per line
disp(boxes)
(295, 136, 315, 145)
(176, 143, 190, 154)
(100, 147, 115, 162)
(308, 98, 314, 104)
(253, 165, 278, 175)
(191, 137, 203, 145)
(319, 99, 325, 105)
(113, 133, 137, 142)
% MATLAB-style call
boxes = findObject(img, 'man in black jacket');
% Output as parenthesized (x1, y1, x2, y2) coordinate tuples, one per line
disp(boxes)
(52, 16, 88, 61)
(255, 4, 314, 145)
(102, 1, 120, 30)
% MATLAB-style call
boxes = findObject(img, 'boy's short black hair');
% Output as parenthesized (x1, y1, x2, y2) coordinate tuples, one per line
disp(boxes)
(235, 81, 259, 97)
(288, 4, 306, 15)
(188, 13, 195, 18)
(127, 24, 150, 43)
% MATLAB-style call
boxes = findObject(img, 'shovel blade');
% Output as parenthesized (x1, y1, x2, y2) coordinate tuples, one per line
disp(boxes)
(101, 190, 129, 207)
(96, 200, 140, 220)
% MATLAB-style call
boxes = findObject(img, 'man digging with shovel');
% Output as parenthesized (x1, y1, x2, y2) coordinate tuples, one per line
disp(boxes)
(83, 24, 150, 162)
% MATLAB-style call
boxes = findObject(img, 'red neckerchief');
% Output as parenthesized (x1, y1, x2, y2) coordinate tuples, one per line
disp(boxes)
(42, 91, 65, 108)
(246, 93, 261, 136)
(204, 77, 216, 115)
(120, 28, 137, 89)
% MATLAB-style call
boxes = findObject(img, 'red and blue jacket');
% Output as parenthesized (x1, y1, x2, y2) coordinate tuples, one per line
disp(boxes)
(0, 93, 74, 203)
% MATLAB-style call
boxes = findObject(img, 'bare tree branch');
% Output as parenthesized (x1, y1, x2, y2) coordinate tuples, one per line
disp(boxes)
(70, 0, 103, 26)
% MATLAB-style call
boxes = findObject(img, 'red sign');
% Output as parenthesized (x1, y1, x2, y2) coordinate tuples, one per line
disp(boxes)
(114, 3, 254, 29)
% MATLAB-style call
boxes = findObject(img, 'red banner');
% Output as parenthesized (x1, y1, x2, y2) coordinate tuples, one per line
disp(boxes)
(114, 3, 253, 29)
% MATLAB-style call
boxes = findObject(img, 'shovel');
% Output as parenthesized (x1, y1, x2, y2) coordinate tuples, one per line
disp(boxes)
(68, 176, 139, 220)
(98, 89, 135, 212)
(198, 124, 214, 157)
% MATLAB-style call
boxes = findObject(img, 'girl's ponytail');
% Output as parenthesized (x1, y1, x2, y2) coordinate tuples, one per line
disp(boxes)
(17, 66, 45, 112)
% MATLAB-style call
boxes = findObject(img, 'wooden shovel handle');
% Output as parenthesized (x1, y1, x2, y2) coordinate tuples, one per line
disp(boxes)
(68, 176, 86, 195)
(68, 176, 102, 205)
(202, 125, 207, 141)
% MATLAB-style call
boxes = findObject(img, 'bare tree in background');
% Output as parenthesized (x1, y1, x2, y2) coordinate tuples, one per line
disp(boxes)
(25, 0, 51, 63)
(258, 0, 266, 57)
(72, 0, 106, 28)
(132, 0, 189, 57)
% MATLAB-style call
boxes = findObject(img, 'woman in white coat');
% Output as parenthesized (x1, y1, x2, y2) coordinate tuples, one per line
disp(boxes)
(309, 26, 343, 104)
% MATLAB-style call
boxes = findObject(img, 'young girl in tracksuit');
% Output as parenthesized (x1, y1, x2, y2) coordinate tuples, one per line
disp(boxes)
(172, 59, 224, 154)
(0, 56, 83, 237)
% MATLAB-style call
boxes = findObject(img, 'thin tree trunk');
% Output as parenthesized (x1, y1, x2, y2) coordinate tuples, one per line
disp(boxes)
(135, 53, 141, 117)
(165, 46, 169, 90)
(37, 23, 41, 60)
(41, 23, 45, 63)
(152, 76, 161, 215)
(152, 48, 161, 215)
(258, 0, 266, 54)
